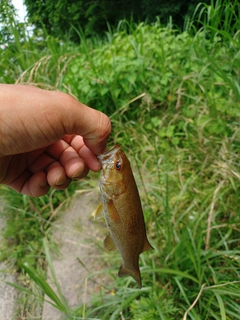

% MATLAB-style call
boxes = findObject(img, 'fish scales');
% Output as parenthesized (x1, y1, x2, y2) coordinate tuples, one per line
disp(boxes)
(97, 144, 153, 288)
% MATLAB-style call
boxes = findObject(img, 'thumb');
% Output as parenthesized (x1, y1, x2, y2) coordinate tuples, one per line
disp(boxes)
(58, 93, 111, 155)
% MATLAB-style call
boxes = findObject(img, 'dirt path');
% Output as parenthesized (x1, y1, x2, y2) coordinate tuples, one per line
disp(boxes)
(0, 190, 109, 320)
(42, 190, 109, 320)
(0, 200, 17, 320)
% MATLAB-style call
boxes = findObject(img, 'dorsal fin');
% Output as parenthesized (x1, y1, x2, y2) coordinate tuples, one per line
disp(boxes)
(142, 237, 154, 252)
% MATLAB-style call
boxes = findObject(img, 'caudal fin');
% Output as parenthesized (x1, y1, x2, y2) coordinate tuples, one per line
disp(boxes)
(118, 265, 142, 288)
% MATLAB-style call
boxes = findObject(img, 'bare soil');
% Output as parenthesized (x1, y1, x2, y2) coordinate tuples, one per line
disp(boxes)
(42, 190, 110, 320)
(0, 200, 17, 320)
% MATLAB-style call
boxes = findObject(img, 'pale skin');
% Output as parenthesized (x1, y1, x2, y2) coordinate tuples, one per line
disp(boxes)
(0, 84, 111, 197)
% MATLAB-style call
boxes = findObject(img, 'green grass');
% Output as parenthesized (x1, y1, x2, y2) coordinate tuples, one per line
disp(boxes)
(0, 0, 240, 318)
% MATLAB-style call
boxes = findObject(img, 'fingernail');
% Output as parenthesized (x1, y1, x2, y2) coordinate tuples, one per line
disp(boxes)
(56, 172, 67, 186)
(72, 166, 88, 179)
(40, 180, 48, 188)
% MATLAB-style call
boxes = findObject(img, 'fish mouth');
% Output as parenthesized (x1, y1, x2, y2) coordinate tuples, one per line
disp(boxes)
(97, 144, 122, 164)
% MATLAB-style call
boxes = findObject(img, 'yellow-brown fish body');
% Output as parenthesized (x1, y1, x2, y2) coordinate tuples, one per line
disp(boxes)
(97, 145, 152, 288)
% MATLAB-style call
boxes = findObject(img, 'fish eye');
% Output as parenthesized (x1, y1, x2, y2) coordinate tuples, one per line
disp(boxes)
(115, 161, 122, 170)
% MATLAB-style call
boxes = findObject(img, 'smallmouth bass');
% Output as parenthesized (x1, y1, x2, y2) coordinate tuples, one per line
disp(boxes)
(96, 145, 153, 288)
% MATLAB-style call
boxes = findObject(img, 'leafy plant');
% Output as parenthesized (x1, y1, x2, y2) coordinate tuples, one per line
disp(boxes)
(1, 1, 240, 318)
(0, 183, 79, 269)
(23, 0, 210, 41)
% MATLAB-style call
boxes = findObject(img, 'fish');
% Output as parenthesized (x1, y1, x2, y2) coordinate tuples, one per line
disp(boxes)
(95, 144, 153, 288)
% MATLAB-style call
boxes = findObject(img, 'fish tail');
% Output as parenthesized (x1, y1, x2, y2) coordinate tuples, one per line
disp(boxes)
(118, 265, 142, 288)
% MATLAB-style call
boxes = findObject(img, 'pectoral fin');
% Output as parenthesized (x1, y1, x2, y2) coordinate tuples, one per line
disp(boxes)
(92, 202, 104, 219)
(104, 234, 117, 251)
(107, 200, 120, 223)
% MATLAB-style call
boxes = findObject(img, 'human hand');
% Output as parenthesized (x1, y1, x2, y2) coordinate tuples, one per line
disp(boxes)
(0, 84, 111, 196)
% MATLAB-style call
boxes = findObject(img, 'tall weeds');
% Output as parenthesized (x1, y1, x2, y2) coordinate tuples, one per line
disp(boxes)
(0, 1, 240, 318)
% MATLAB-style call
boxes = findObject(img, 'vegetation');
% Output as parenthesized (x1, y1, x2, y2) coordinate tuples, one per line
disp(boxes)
(0, 0, 240, 318)
(0, 0, 17, 45)
(23, 0, 210, 41)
